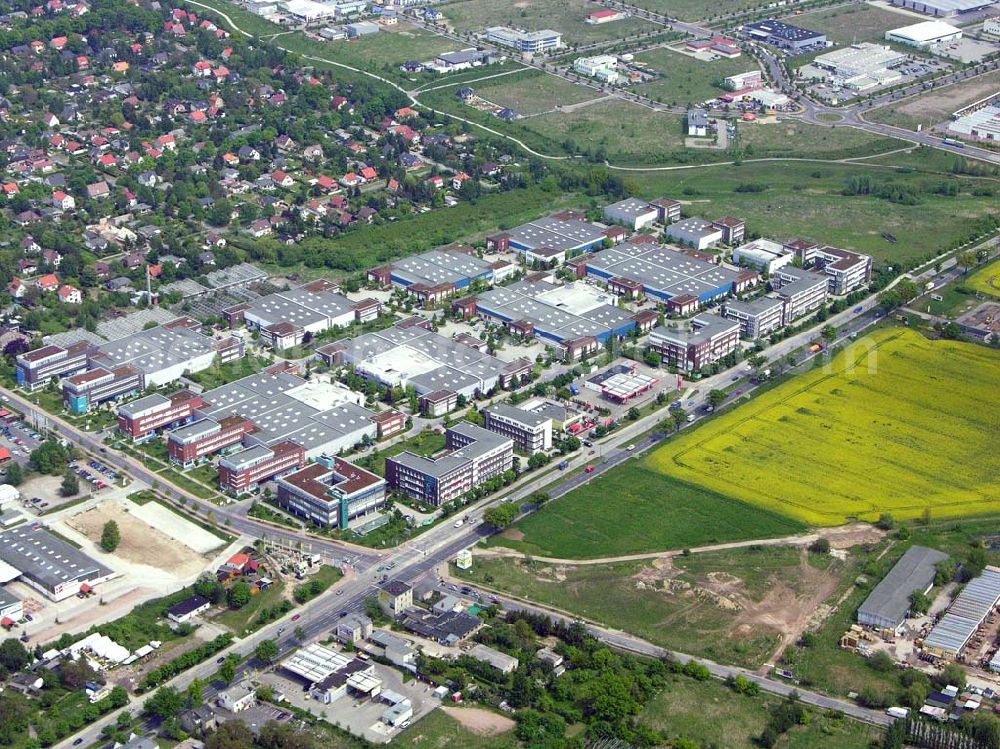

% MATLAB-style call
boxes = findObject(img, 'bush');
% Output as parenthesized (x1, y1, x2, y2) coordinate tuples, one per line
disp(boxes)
(808, 538, 830, 554)
(100, 520, 120, 552)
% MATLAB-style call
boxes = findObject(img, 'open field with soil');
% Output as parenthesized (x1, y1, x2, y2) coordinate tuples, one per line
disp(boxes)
(866, 69, 1000, 131)
(647, 328, 1000, 525)
(67, 500, 213, 578)
(307, 23, 460, 75)
(457, 544, 853, 668)
(967, 258, 1000, 297)
(402, 709, 518, 749)
(780, 4, 912, 45)
(440, 0, 659, 45)
(490, 469, 804, 558)
(634, 46, 754, 105)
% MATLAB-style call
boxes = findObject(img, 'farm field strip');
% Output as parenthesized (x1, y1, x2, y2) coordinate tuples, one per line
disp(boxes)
(967, 258, 1000, 297)
(645, 329, 1000, 525)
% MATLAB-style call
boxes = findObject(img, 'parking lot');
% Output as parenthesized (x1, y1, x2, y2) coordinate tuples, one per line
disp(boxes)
(0, 415, 45, 467)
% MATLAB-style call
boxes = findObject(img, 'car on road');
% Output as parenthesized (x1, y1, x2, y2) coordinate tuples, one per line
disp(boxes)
(453, 519, 464, 528)
(291, 614, 301, 621)
(854, 306, 863, 313)
(585, 465, 595, 474)
(73, 740, 83, 746)
(625, 444, 635, 451)
(217, 657, 226, 663)
(336, 589, 343, 595)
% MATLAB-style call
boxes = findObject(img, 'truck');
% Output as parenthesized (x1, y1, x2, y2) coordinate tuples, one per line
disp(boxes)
(925, 281, 935, 291)
(886, 707, 910, 720)
(558, 460, 568, 470)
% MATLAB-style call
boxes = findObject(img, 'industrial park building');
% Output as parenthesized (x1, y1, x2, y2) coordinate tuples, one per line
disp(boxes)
(857, 545, 948, 632)
(366, 245, 503, 305)
(484, 26, 562, 53)
(483, 402, 553, 454)
(770, 267, 830, 321)
(786, 240, 872, 294)
(885, 20, 962, 48)
(584, 239, 758, 312)
(741, 19, 827, 53)
(888, 0, 992, 18)
(218, 441, 306, 496)
(0, 525, 114, 601)
(385, 422, 513, 506)
(647, 315, 740, 373)
(318, 318, 531, 398)
(485, 210, 622, 260)
(722, 296, 786, 339)
(732, 239, 795, 275)
(118, 390, 204, 442)
(276, 458, 386, 528)
(167, 416, 256, 467)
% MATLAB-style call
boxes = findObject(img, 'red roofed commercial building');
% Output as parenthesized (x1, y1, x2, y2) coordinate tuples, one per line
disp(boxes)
(62, 365, 142, 414)
(167, 416, 256, 467)
(586, 8, 624, 23)
(276, 458, 386, 528)
(218, 441, 305, 496)
(117, 390, 204, 442)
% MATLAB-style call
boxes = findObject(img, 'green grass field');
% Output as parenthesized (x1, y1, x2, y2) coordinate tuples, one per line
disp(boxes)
(475, 72, 600, 115)
(491, 468, 803, 558)
(457, 545, 850, 668)
(736, 121, 901, 161)
(647, 328, 1000, 526)
(967, 258, 1000, 297)
(780, 4, 911, 46)
(624, 0, 763, 22)
(440, 0, 658, 45)
(867, 69, 1000, 131)
(634, 47, 755, 106)
(401, 710, 517, 749)
(308, 24, 460, 75)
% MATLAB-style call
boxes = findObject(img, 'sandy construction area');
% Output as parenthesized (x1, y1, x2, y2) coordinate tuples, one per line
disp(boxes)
(440, 706, 515, 736)
(67, 500, 208, 577)
(128, 500, 223, 553)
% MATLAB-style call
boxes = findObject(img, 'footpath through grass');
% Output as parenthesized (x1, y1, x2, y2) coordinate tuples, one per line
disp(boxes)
(491, 466, 804, 558)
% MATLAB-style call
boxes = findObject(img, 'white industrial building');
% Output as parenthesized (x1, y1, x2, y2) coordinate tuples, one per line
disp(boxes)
(803, 43, 906, 91)
(280, 0, 339, 22)
(573, 54, 620, 82)
(949, 104, 1000, 141)
(666, 217, 724, 250)
(889, 0, 992, 18)
(485, 26, 562, 53)
(885, 20, 962, 48)
(985, 17, 1000, 36)
(732, 238, 795, 274)
(603, 198, 658, 230)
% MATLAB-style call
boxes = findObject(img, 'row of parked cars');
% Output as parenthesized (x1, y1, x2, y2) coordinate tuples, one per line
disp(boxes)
(70, 459, 119, 490)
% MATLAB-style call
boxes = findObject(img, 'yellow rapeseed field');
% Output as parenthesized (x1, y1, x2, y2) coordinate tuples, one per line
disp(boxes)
(967, 259, 1000, 298)
(645, 329, 1000, 526)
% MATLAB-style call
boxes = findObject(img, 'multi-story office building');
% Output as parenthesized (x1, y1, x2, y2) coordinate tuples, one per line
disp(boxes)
(484, 26, 562, 53)
(16, 342, 92, 391)
(218, 441, 306, 496)
(785, 240, 872, 295)
(647, 315, 740, 373)
(276, 458, 386, 528)
(62, 365, 142, 414)
(117, 390, 204, 442)
(722, 297, 786, 338)
(167, 416, 256, 467)
(771, 266, 830, 321)
(385, 422, 513, 506)
(483, 403, 552, 454)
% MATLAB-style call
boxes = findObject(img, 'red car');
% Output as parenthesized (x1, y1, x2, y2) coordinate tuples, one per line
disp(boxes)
(291, 613, 301, 621)
(585, 465, 595, 474)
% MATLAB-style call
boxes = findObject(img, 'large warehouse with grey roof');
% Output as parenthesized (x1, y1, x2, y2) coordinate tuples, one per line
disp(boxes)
(0, 525, 114, 601)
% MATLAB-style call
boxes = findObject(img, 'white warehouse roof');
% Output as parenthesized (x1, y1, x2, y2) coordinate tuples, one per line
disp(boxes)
(886, 20, 962, 42)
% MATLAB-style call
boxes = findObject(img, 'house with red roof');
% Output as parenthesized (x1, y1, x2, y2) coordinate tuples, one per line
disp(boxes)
(8, 279, 26, 299)
(58, 285, 81, 304)
(36, 273, 59, 292)
(271, 170, 293, 188)
(360, 166, 378, 182)
(53, 190, 74, 210)
(2, 183, 19, 198)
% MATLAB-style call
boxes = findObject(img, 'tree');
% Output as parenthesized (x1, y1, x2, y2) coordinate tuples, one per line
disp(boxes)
(206, 719, 253, 749)
(227, 581, 252, 609)
(187, 677, 204, 706)
(146, 686, 184, 720)
(821, 325, 836, 342)
(60, 469, 80, 497)
(483, 503, 519, 530)
(876, 512, 894, 530)
(0, 639, 30, 672)
(29, 440, 70, 475)
(808, 537, 830, 554)
(100, 520, 120, 552)
(4, 462, 23, 487)
(294, 626, 306, 642)
(936, 662, 966, 691)
(255, 639, 279, 665)
(957, 250, 977, 274)
(910, 590, 931, 615)
(219, 656, 237, 685)
(707, 389, 726, 409)
(670, 407, 687, 432)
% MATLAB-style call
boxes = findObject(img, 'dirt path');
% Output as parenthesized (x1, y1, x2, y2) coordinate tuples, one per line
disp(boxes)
(481, 523, 885, 566)
(440, 706, 516, 736)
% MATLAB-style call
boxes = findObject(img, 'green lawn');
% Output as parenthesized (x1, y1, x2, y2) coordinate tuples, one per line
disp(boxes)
(866, 69, 1000, 131)
(441, 0, 659, 45)
(354, 428, 447, 477)
(967, 258, 1000, 298)
(181, 0, 282, 36)
(475, 72, 600, 116)
(213, 579, 290, 634)
(491, 465, 804, 558)
(157, 466, 219, 500)
(736, 121, 901, 161)
(780, 4, 912, 46)
(401, 710, 517, 748)
(184, 355, 274, 390)
(634, 47, 755, 106)
(456, 545, 851, 669)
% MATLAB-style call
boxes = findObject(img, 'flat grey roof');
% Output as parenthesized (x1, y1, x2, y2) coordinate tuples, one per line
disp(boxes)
(486, 402, 551, 428)
(117, 393, 170, 419)
(0, 525, 112, 592)
(925, 567, 1000, 654)
(858, 545, 948, 627)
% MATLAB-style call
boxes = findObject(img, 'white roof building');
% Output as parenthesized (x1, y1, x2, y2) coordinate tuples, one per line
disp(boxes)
(885, 20, 962, 48)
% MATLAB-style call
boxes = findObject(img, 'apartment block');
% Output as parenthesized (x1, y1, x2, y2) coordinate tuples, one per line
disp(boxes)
(722, 297, 785, 338)
(483, 402, 552, 454)
(385, 422, 513, 506)
(167, 416, 256, 467)
(712, 217, 746, 245)
(785, 240, 872, 295)
(218, 441, 306, 496)
(117, 390, 204, 442)
(276, 458, 386, 528)
(771, 266, 829, 321)
(15, 342, 92, 391)
(62, 365, 142, 414)
(647, 315, 740, 373)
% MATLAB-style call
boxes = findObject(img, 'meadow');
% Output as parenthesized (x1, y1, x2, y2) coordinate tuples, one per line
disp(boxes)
(490, 467, 804, 558)
(633, 47, 753, 106)
(779, 4, 911, 46)
(646, 328, 1000, 525)
(967, 258, 1000, 297)
(474, 72, 599, 115)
